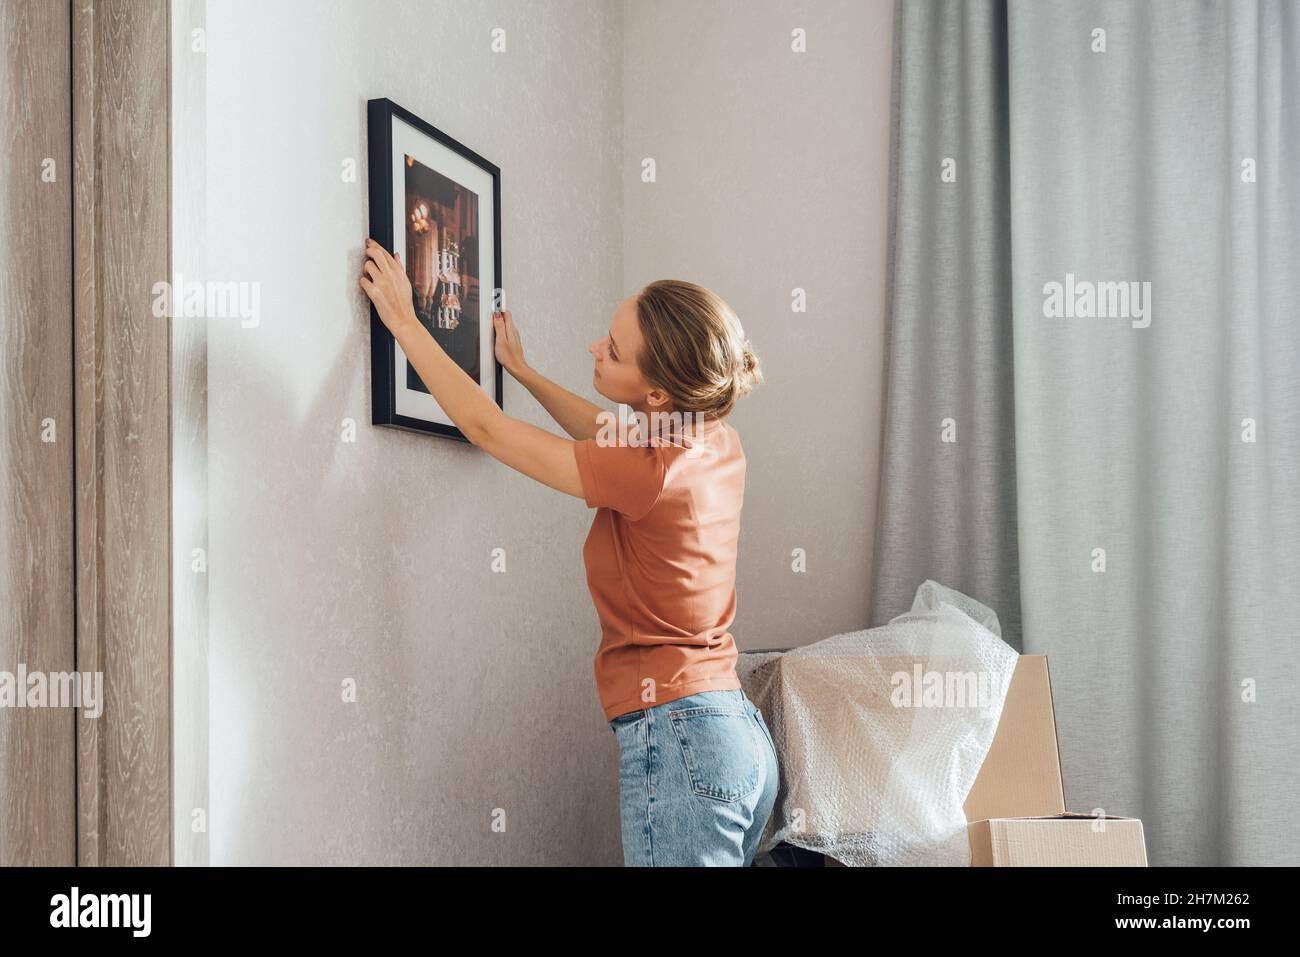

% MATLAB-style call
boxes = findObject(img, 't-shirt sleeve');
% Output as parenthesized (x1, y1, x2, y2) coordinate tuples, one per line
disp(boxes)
(573, 438, 667, 520)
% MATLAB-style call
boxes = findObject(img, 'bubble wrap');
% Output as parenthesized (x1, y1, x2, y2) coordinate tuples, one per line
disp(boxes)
(738, 581, 1019, 866)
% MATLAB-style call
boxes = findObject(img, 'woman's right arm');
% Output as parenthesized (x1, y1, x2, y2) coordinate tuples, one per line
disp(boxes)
(494, 310, 606, 441)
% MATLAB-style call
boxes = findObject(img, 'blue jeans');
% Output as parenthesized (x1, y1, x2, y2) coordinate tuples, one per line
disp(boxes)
(608, 688, 779, 866)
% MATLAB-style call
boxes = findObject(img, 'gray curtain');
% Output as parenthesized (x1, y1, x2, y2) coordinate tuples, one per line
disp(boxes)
(872, 0, 1299, 866)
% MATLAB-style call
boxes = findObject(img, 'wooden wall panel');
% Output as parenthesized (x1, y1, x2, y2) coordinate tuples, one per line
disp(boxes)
(73, 0, 171, 866)
(0, 0, 76, 868)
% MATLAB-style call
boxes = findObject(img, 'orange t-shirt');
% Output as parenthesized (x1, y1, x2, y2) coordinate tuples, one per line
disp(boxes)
(573, 414, 745, 721)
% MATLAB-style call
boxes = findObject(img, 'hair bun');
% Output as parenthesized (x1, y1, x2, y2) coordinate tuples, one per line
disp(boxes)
(737, 340, 762, 395)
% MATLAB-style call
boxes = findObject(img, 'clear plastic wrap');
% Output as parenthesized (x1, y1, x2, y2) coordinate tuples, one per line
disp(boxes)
(738, 581, 1019, 866)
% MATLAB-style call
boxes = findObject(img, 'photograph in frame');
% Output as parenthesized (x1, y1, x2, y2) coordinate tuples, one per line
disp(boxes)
(367, 98, 503, 440)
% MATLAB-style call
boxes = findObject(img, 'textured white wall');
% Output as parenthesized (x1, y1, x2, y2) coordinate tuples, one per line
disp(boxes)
(187, 0, 891, 865)
(622, 0, 893, 651)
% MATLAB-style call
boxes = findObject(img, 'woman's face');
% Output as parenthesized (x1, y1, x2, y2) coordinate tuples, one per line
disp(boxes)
(589, 296, 672, 413)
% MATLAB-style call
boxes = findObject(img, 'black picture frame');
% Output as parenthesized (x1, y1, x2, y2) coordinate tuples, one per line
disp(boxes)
(367, 97, 503, 441)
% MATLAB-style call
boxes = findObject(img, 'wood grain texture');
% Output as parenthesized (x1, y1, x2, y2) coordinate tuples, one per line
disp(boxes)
(0, 0, 76, 867)
(73, 0, 171, 866)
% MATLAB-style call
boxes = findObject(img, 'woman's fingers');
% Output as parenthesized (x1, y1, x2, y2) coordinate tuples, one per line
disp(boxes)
(364, 238, 396, 271)
(364, 260, 380, 279)
(497, 312, 515, 345)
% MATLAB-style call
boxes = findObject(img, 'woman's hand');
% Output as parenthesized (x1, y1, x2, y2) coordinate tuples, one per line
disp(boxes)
(360, 238, 417, 336)
(493, 309, 528, 376)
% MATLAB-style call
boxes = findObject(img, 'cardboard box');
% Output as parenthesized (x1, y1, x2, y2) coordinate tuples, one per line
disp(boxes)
(969, 813, 1148, 866)
(962, 656, 1146, 866)
(741, 651, 1147, 867)
(962, 655, 1065, 823)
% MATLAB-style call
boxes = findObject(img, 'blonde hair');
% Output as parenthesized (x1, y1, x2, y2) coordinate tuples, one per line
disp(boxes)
(633, 280, 762, 420)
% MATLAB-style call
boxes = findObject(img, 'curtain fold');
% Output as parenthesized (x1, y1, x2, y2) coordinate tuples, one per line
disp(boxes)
(872, 0, 1299, 866)
(871, 0, 1023, 646)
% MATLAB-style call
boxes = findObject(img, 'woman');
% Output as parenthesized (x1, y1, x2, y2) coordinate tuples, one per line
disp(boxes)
(361, 238, 779, 866)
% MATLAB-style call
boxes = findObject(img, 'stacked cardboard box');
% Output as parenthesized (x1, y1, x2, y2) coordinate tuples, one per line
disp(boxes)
(740, 652, 1147, 866)
(960, 655, 1146, 866)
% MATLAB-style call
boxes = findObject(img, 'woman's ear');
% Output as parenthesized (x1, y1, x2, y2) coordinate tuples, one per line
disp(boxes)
(645, 387, 672, 410)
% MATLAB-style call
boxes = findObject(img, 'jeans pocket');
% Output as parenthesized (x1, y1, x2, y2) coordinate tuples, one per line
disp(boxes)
(668, 706, 760, 803)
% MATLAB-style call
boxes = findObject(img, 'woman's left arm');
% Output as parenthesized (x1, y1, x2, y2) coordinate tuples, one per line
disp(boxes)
(360, 239, 584, 500)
